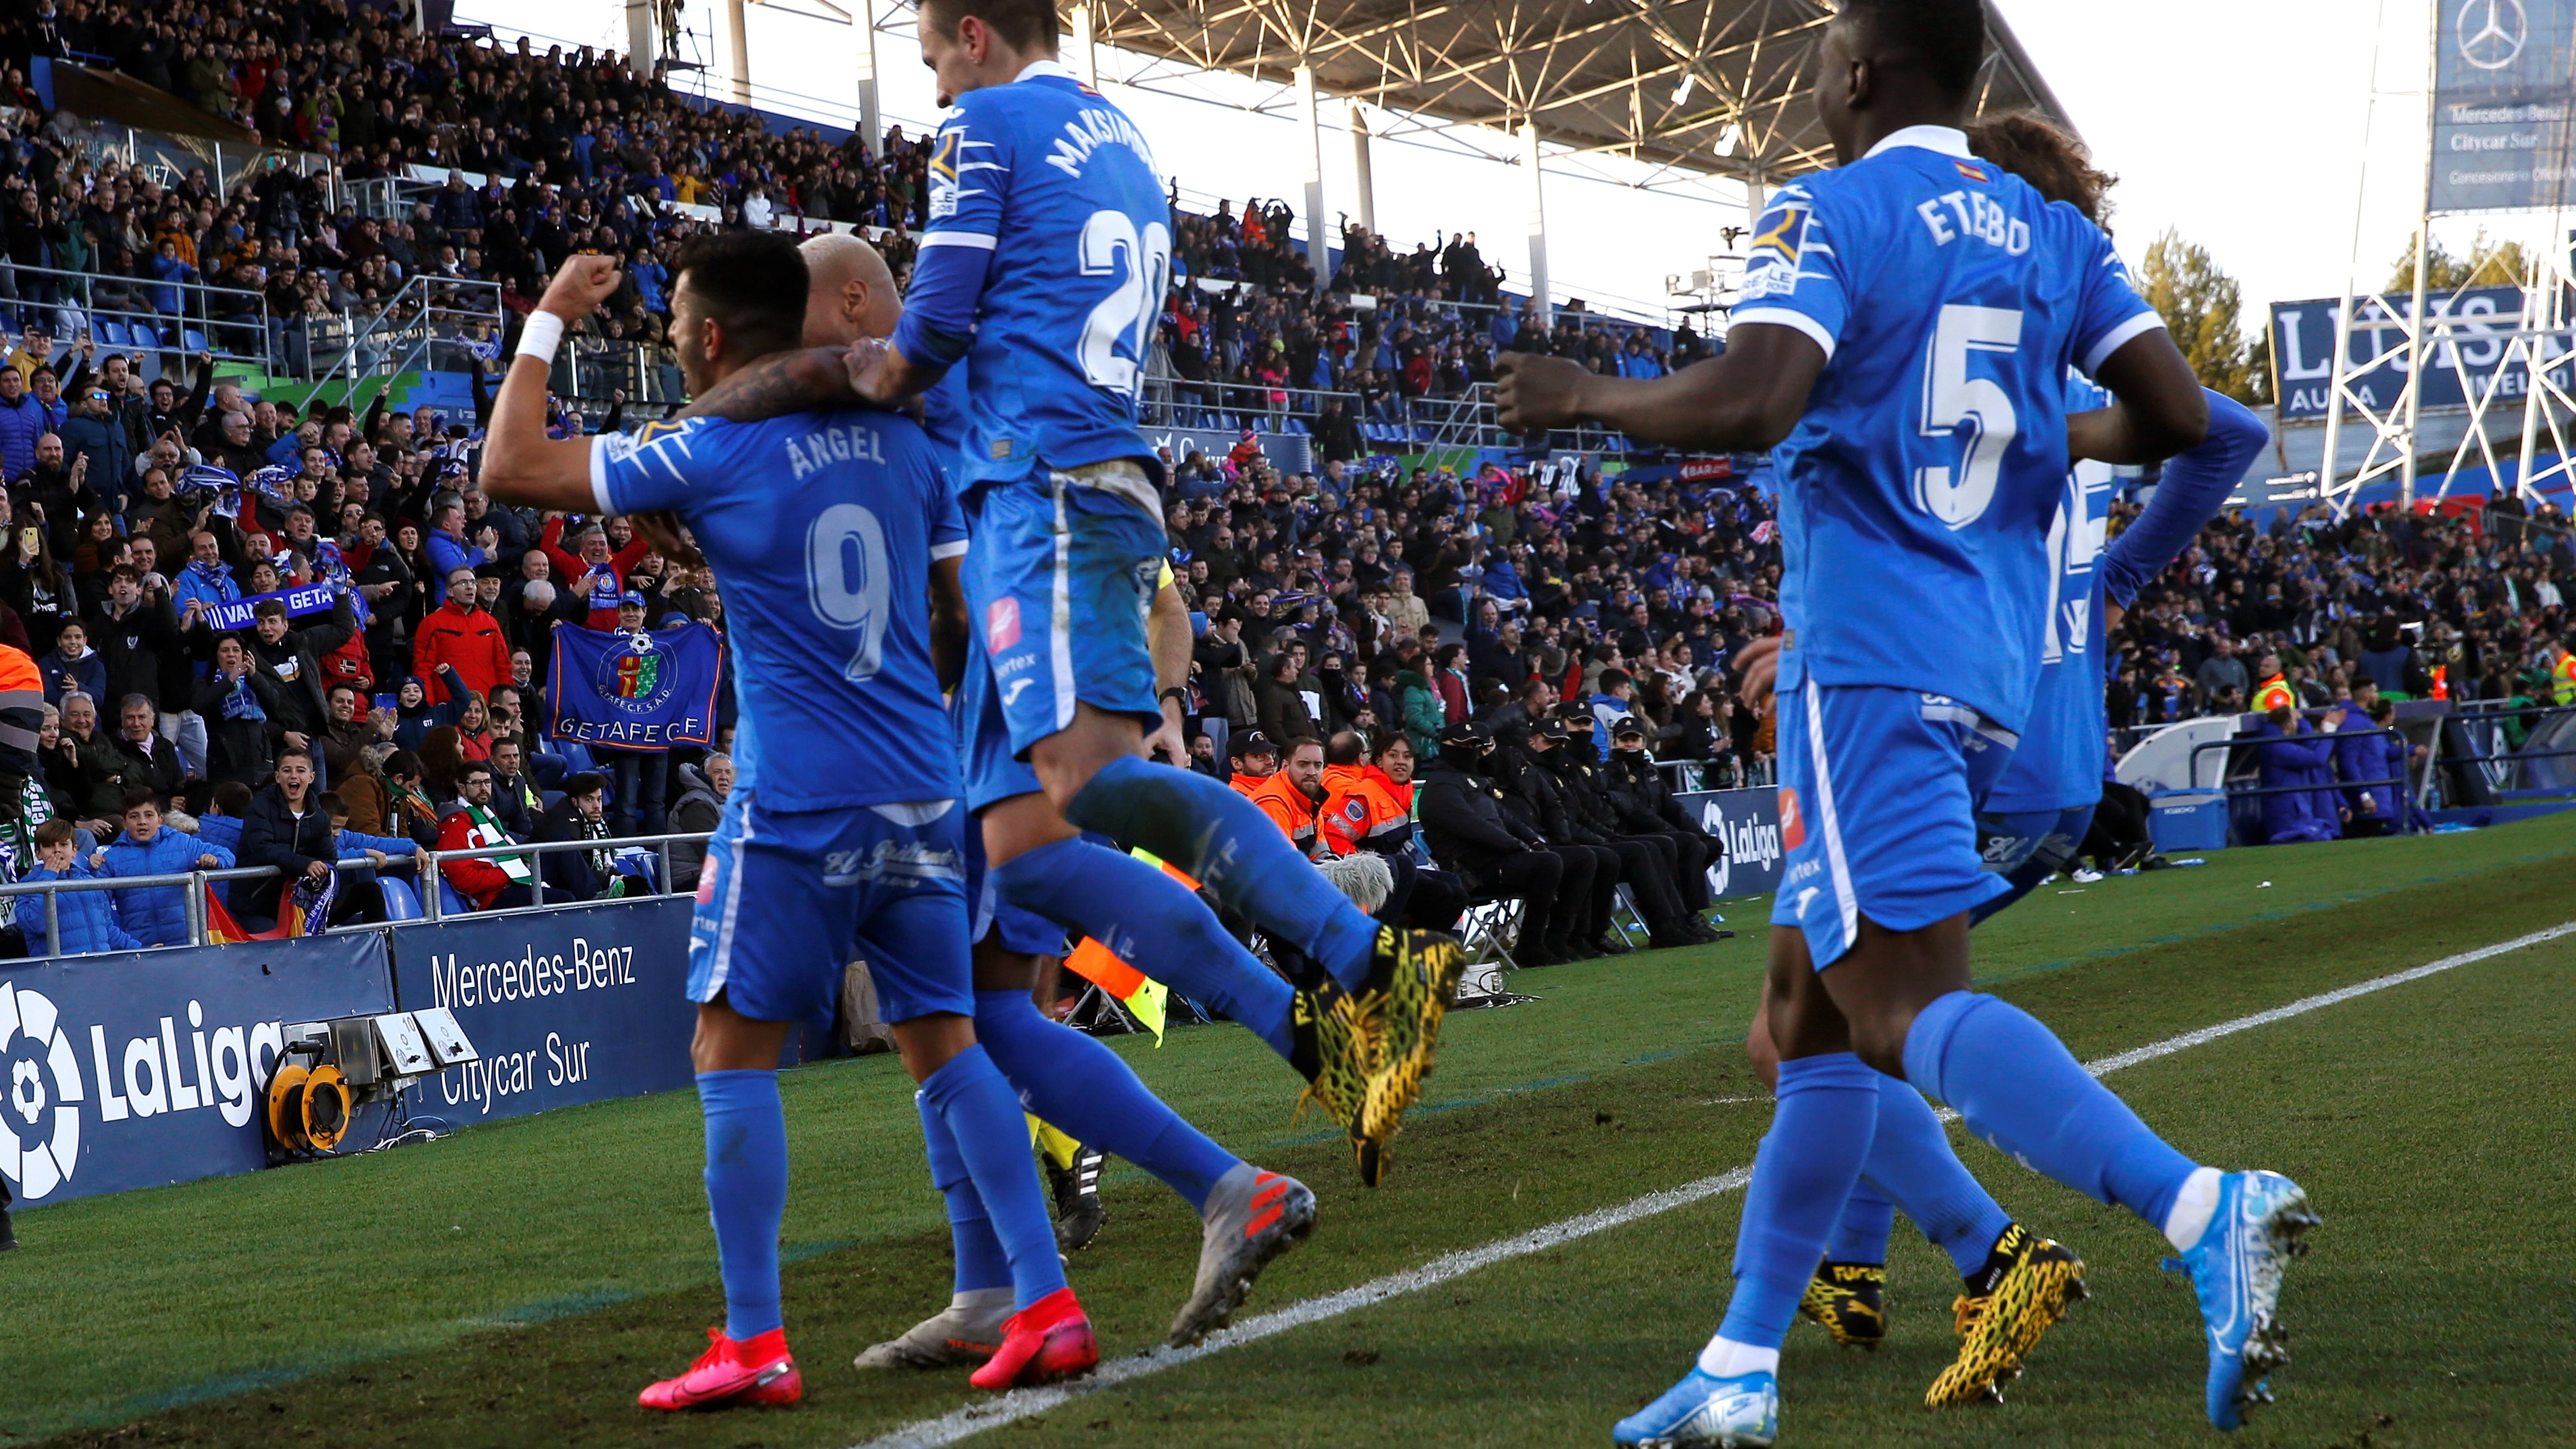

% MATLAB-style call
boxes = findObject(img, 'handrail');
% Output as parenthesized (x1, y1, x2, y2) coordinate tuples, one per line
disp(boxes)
(0, 828, 712, 959)
(5, 260, 277, 374)
(301, 272, 504, 394)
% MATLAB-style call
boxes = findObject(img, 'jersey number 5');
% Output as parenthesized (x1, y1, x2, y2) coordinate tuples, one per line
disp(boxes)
(806, 502, 891, 683)
(1913, 303, 2023, 529)
(1078, 209, 1172, 399)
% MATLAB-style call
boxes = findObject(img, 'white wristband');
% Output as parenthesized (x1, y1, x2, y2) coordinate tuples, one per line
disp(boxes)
(516, 311, 567, 365)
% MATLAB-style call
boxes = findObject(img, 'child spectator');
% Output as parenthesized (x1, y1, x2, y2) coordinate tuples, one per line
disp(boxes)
(99, 790, 234, 947)
(23, 817, 141, 956)
(321, 790, 431, 923)
(36, 622, 105, 708)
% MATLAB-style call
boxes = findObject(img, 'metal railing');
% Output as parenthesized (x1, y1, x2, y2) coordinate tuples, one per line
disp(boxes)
(0, 829, 711, 960)
(301, 272, 504, 392)
(0, 260, 277, 375)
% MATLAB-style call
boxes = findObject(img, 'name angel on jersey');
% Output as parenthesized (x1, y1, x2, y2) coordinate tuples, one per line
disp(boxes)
(1045, 107, 1155, 179)
(783, 422, 889, 480)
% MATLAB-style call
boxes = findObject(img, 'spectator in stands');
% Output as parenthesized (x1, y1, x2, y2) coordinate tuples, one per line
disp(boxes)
(536, 772, 622, 901)
(193, 634, 286, 788)
(413, 566, 511, 705)
(380, 748, 442, 846)
(235, 747, 338, 926)
(22, 817, 139, 957)
(666, 751, 730, 892)
(98, 790, 232, 947)
(34, 619, 101, 707)
(319, 791, 429, 924)
(487, 735, 544, 839)
(437, 759, 534, 911)
(1227, 730, 1278, 796)
(540, 515, 650, 629)
(245, 594, 358, 764)
(101, 695, 184, 807)
(0, 367, 41, 480)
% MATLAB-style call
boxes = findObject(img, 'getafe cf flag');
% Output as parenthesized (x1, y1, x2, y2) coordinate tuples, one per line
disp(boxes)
(546, 620, 723, 753)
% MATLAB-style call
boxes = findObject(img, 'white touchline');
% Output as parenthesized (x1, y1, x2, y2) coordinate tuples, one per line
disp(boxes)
(853, 919, 2576, 1449)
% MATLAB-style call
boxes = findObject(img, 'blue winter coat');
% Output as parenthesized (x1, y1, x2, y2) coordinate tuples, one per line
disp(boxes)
(0, 391, 43, 478)
(2250, 721, 2341, 844)
(34, 645, 105, 708)
(20, 862, 143, 956)
(100, 827, 234, 946)
(2333, 725, 2407, 827)
(197, 814, 245, 906)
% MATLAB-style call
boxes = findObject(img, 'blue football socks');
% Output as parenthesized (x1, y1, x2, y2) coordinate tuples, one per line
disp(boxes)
(1826, 1179, 1896, 1266)
(1905, 990, 2200, 1230)
(697, 1069, 789, 1341)
(1063, 754, 1383, 993)
(1863, 1073, 2015, 1277)
(992, 834, 1296, 1058)
(917, 1089, 1011, 1293)
(974, 989, 1240, 1213)
(1718, 1053, 1879, 1351)
(918, 1045, 1067, 1311)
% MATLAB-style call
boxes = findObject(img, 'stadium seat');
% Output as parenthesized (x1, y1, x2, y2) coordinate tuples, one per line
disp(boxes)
(182, 328, 209, 352)
(97, 319, 130, 347)
(378, 877, 423, 920)
(132, 322, 162, 350)
(437, 879, 475, 916)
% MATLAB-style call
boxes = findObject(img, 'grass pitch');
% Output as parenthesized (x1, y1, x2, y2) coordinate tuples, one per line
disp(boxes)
(10, 815, 2576, 1447)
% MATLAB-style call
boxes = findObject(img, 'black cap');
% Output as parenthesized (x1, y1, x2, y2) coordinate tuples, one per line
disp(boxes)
(1610, 716, 1646, 740)
(1534, 716, 1571, 741)
(1229, 730, 1278, 759)
(1437, 721, 1487, 750)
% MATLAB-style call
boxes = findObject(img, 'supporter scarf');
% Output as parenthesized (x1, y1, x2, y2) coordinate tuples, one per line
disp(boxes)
(219, 674, 265, 722)
(463, 804, 534, 883)
(186, 557, 237, 596)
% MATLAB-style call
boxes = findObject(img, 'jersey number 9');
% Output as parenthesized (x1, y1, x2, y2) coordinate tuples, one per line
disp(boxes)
(1912, 303, 2023, 530)
(1078, 209, 1173, 400)
(806, 502, 891, 683)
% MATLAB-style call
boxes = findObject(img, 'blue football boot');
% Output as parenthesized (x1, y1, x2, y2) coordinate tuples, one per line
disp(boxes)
(2162, 1170, 2320, 1431)
(1612, 1367, 1777, 1448)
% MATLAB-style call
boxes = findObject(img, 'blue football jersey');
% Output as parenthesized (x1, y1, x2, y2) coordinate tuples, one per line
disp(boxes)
(893, 61, 1169, 492)
(1985, 375, 2118, 812)
(591, 410, 968, 809)
(1736, 125, 2163, 732)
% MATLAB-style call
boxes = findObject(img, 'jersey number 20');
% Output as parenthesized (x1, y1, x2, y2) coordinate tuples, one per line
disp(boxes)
(806, 502, 891, 683)
(1913, 303, 2022, 529)
(1078, 210, 1172, 399)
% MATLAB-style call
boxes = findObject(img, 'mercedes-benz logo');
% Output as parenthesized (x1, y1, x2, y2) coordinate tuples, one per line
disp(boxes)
(2458, 0, 2527, 71)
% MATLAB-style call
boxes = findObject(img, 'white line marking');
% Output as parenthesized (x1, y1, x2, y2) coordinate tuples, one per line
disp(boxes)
(853, 920, 2576, 1449)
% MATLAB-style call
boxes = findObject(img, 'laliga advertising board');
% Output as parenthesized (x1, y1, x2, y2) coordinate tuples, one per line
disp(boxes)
(388, 899, 698, 1125)
(0, 935, 394, 1206)
(1675, 786, 1786, 900)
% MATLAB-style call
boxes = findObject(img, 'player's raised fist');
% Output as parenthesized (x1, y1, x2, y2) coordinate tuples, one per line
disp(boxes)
(539, 254, 623, 322)
(1495, 352, 1589, 435)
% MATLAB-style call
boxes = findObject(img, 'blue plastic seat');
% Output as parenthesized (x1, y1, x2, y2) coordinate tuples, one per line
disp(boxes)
(378, 877, 423, 920)
(131, 322, 163, 350)
(97, 319, 131, 347)
(182, 328, 209, 352)
(437, 878, 475, 916)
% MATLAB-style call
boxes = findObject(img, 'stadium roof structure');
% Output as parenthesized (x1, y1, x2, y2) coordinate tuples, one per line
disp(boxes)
(1071, 0, 2076, 191)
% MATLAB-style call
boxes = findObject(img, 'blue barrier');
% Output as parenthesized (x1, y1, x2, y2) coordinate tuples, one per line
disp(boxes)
(388, 898, 698, 1126)
(0, 934, 394, 1207)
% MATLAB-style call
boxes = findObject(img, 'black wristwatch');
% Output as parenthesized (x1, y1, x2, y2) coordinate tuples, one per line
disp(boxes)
(1158, 686, 1190, 708)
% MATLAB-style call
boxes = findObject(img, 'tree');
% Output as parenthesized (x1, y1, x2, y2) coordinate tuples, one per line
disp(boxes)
(2137, 228, 2261, 404)
(2385, 229, 2533, 292)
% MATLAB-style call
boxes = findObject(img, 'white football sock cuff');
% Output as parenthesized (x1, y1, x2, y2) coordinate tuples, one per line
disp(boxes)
(2162, 1166, 2224, 1250)
(1697, 1334, 1780, 1379)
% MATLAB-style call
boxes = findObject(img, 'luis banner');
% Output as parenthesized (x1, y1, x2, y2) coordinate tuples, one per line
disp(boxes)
(0, 934, 394, 1207)
(1672, 786, 1786, 901)
(388, 899, 697, 1126)
(545, 620, 723, 753)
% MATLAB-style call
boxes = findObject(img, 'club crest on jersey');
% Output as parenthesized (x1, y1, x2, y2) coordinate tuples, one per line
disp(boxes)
(985, 597, 1022, 652)
(1778, 786, 1806, 850)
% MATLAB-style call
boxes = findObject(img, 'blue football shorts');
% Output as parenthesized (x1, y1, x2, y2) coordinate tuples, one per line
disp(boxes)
(687, 790, 975, 1027)
(958, 805, 1071, 959)
(1770, 681, 2020, 968)
(1969, 804, 2097, 925)
(959, 465, 1164, 809)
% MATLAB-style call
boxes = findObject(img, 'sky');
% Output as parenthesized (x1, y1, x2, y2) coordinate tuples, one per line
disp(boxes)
(452, 0, 2548, 333)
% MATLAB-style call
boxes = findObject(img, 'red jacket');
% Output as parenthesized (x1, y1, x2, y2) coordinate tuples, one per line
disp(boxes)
(541, 515, 651, 631)
(412, 601, 511, 705)
(436, 806, 528, 907)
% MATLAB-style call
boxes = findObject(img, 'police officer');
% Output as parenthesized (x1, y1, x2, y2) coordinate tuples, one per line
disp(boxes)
(1417, 721, 1592, 967)
(1600, 715, 1723, 915)
(1524, 713, 1708, 950)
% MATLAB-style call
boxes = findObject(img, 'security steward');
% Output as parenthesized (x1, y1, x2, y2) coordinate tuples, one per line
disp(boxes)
(1228, 729, 1280, 797)
(1318, 729, 1467, 932)
(1248, 735, 1327, 859)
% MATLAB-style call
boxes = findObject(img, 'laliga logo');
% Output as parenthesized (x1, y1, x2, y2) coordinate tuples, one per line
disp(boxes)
(0, 982, 85, 1201)
(2458, 0, 2526, 70)
(1699, 797, 1785, 897)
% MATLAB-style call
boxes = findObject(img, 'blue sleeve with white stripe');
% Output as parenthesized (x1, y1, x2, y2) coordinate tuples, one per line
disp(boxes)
(2072, 230, 2164, 376)
(892, 99, 1008, 368)
(1730, 184, 1849, 359)
(590, 417, 723, 515)
(2100, 389, 2267, 607)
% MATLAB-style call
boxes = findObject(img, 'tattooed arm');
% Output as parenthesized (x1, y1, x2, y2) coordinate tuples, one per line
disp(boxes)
(678, 344, 869, 422)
